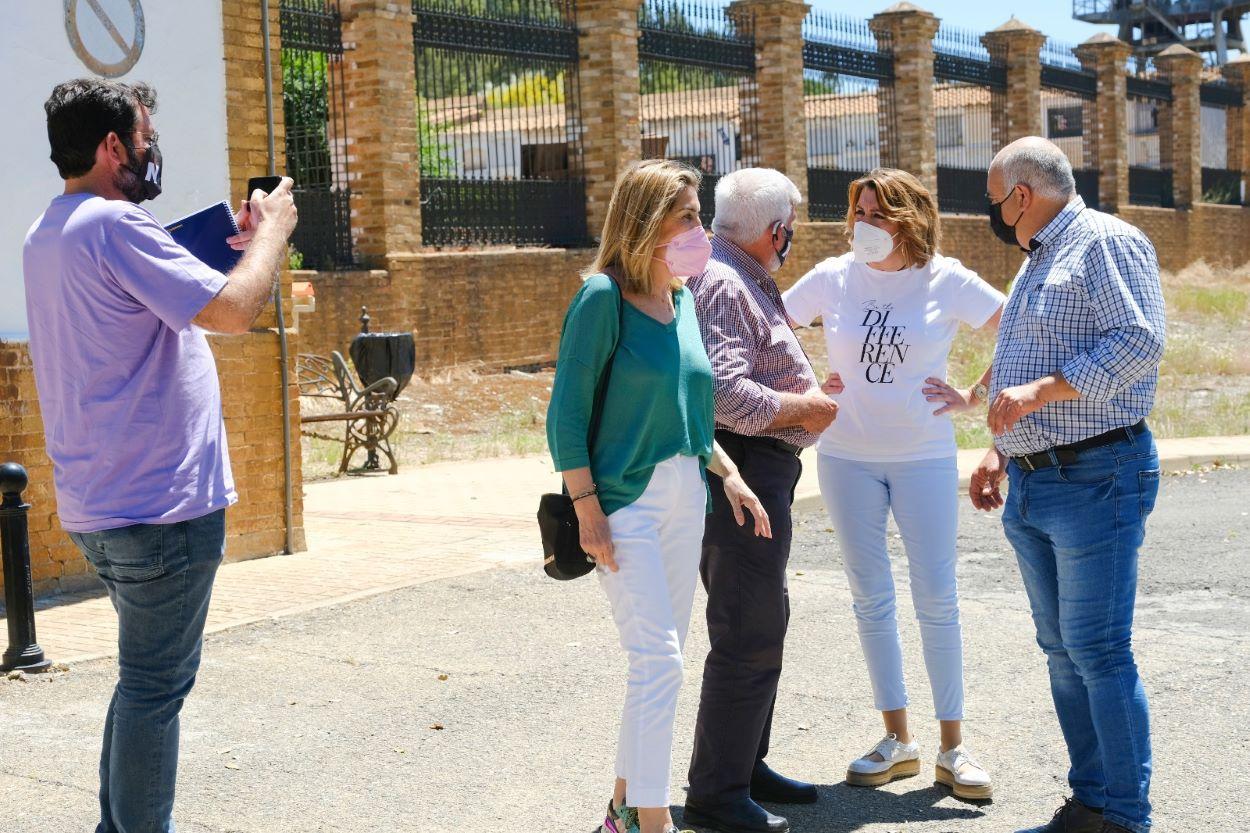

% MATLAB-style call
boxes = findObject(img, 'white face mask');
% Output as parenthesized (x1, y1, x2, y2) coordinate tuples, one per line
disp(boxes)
(852, 221, 897, 264)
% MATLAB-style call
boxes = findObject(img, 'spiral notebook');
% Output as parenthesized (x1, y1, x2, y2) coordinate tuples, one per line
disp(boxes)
(164, 201, 242, 274)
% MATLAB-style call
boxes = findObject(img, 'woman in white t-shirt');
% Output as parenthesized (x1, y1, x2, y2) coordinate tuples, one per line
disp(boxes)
(782, 168, 1004, 801)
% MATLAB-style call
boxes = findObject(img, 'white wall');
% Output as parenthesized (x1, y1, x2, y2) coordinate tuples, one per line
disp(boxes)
(1, 0, 230, 339)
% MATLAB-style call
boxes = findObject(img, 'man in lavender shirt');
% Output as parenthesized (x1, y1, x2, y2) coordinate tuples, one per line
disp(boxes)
(23, 78, 296, 833)
(684, 169, 838, 833)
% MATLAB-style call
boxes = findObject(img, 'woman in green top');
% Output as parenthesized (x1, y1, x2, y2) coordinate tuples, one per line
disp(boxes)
(547, 160, 771, 833)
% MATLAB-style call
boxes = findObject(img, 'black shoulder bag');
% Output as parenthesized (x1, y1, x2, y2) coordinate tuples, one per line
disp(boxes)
(538, 275, 624, 580)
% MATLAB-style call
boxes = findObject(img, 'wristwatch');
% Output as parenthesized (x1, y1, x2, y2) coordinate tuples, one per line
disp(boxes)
(971, 382, 989, 404)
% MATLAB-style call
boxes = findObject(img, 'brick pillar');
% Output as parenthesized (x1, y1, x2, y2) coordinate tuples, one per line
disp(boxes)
(1076, 33, 1132, 213)
(1155, 44, 1203, 208)
(728, 0, 810, 219)
(576, 0, 644, 241)
(340, 0, 421, 261)
(869, 3, 940, 194)
(1221, 55, 1250, 203)
(981, 18, 1046, 148)
(222, 0, 286, 207)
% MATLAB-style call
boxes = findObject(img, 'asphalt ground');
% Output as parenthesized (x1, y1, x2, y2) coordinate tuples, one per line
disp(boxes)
(2, 465, 1247, 832)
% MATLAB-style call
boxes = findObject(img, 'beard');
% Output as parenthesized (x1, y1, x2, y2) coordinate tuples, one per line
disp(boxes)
(113, 166, 147, 203)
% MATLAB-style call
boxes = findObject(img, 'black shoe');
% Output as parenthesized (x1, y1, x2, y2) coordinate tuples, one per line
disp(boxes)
(750, 761, 818, 804)
(1099, 823, 1134, 833)
(1017, 797, 1104, 833)
(682, 796, 790, 833)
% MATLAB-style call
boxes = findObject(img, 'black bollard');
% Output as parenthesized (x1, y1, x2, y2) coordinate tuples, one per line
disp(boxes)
(359, 305, 371, 334)
(0, 463, 51, 673)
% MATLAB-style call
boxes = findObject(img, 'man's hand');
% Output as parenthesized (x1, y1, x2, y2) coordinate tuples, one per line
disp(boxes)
(988, 381, 1047, 436)
(969, 447, 1006, 511)
(227, 201, 255, 252)
(248, 176, 298, 240)
(799, 391, 838, 434)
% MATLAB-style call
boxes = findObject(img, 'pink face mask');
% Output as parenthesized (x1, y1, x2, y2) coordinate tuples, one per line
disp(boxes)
(655, 224, 712, 278)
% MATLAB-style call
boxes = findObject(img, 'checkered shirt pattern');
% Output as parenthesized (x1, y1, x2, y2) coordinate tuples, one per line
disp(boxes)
(990, 197, 1167, 457)
(687, 236, 821, 448)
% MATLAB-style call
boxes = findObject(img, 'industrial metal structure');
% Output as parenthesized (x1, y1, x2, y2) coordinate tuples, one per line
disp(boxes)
(1074, 0, 1249, 64)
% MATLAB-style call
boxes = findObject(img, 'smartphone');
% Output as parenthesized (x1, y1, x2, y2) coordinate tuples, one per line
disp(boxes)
(247, 175, 284, 198)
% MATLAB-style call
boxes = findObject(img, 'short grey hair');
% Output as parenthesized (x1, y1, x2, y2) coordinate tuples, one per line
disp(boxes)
(711, 168, 803, 244)
(996, 139, 1076, 200)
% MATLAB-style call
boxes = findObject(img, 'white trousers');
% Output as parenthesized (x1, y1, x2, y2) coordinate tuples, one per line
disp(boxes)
(817, 454, 965, 721)
(599, 454, 706, 808)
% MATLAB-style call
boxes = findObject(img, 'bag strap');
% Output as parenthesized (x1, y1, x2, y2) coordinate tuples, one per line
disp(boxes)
(586, 271, 625, 454)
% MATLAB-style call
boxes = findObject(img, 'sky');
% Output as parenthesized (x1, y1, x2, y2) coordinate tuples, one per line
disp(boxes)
(808, 0, 1246, 53)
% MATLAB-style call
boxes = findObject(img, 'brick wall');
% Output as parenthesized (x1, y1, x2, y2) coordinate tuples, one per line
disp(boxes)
(295, 203, 1248, 376)
(0, 335, 303, 596)
(221, 0, 284, 208)
(300, 248, 592, 369)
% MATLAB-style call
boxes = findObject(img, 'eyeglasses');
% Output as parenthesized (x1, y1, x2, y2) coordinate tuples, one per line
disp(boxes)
(130, 130, 159, 149)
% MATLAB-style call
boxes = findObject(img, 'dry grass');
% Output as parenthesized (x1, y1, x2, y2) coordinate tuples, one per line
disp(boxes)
(301, 262, 1250, 477)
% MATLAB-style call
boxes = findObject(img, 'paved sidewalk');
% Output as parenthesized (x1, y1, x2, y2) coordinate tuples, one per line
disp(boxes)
(8, 435, 1248, 667)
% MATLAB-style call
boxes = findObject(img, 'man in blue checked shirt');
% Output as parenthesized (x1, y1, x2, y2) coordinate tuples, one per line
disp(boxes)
(969, 137, 1165, 833)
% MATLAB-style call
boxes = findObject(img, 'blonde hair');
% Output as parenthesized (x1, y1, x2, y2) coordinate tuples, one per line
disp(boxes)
(585, 159, 702, 294)
(845, 168, 940, 268)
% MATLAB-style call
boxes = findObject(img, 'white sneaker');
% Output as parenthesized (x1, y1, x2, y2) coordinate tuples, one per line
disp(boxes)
(935, 745, 993, 800)
(846, 733, 920, 787)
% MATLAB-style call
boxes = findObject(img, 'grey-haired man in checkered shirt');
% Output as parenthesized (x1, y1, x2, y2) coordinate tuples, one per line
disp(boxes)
(970, 137, 1166, 833)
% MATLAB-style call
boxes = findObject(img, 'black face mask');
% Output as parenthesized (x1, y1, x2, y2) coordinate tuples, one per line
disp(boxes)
(987, 186, 1023, 249)
(116, 139, 163, 203)
(772, 221, 794, 268)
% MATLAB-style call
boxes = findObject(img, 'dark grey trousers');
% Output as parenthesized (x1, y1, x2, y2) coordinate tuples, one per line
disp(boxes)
(687, 430, 803, 804)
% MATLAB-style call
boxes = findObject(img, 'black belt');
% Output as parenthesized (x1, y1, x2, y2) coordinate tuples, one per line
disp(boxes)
(716, 429, 803, 458)
(1012, 420, 1147, 472)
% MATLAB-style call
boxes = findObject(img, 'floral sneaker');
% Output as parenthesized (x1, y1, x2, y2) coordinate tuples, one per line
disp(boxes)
(597, 800, 639, 833)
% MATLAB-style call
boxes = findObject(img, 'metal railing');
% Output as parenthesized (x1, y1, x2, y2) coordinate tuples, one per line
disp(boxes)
(933, 23, 1005, 214)
(280, 0, 355, 269)
(412, 0, 589, 248)
(1199, 79, 1243, 204)
(1041, 38, 1100, 209)
(638, 0, 757, 228)
(1126, 62, 1171, 206)
(802, 11, 895, 221)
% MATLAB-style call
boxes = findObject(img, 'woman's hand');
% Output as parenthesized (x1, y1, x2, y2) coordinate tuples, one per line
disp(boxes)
(722, 471, 772, 538)
(574, 496, 617, 572)
(821, 372, 845, 396)
(923, 377, 975, 416)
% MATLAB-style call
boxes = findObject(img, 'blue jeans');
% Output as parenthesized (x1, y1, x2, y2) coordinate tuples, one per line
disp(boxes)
(68, 509, 226, 833)
(1003, 429, 1160, 833)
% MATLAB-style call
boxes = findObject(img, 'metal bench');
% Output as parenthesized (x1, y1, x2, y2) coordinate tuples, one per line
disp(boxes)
(297, 351, 400, 475)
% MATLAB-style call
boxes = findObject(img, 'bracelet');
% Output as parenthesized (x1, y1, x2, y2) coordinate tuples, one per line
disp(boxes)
(570, 485, 598, 503)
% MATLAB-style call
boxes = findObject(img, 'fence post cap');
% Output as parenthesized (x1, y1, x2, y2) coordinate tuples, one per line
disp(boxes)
(875, 2, 934, 16)
(1155, 43, 1202, 62)
(0, 462, 28, 498)
(1078, 32, 1126, 47)
(987, 16, 1039, 34)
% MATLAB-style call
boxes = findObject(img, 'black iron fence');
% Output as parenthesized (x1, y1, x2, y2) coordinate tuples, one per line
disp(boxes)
(802, 11, 895, 221)
(932, 24, 1005, 214)
(280, 0, 355, 269)
(1126, 61, 1173, 207)
(638, 0, 757, 228)
(412, 0, 589, 247)
(1040, 38, 1100, 209)
(1199, 79, 1243, 205)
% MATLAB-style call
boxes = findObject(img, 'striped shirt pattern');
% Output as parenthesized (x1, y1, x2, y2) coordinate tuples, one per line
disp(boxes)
(687, 236, 821, 448)
(990, 197, 1167, 457)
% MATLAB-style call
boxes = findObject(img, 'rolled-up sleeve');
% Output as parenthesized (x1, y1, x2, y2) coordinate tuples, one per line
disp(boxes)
(546, 278, 619, 471)
(694, 276, 782, 434)
(1061, 234, 1166, 403)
